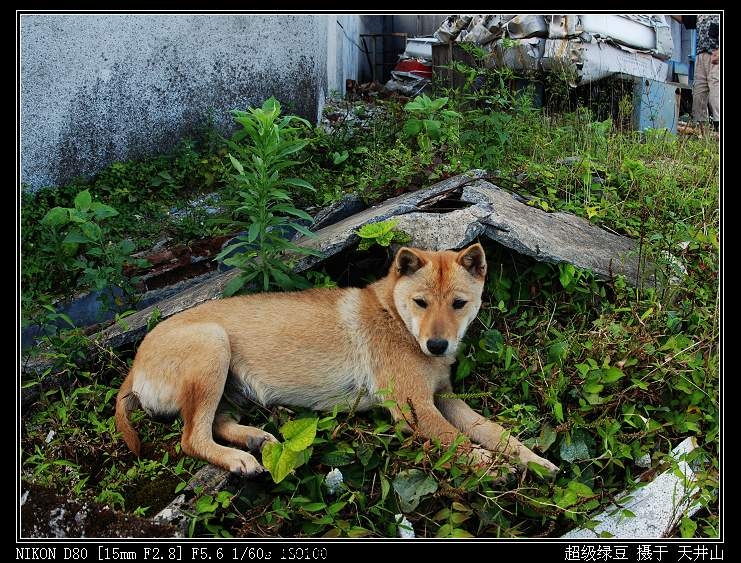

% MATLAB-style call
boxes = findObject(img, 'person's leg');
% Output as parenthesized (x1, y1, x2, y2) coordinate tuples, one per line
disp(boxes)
(692, 52, 710, 124)
(708, 53, 720, 125)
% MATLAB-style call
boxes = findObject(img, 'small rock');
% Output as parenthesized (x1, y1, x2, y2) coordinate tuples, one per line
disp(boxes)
(395, 514, 415, 538)
(45, 430, 55, 444)
(635, 453, 652, 468)
(324, 468, 344, 495)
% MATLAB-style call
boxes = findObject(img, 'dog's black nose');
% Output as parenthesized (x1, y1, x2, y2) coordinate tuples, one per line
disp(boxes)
(426, 339, 449, 355)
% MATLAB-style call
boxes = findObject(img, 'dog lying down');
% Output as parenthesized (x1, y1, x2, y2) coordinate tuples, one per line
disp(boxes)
(116, 243, 559, 478)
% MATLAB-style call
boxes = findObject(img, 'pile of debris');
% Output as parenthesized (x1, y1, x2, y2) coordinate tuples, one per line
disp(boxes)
(384, 37, 438, 96)
(387, 14, 675, 90)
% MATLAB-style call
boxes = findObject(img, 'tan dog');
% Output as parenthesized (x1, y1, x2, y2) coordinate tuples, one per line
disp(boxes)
(115, 243, 558, 477)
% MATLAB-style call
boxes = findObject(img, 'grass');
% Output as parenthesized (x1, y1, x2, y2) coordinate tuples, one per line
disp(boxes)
(20, 73, 719, 538)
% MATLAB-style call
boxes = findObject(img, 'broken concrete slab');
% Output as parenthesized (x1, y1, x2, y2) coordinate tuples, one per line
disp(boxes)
(463, 181, 646, 284)
(311, 193, 367, 231)
(561, 437, 702, 539)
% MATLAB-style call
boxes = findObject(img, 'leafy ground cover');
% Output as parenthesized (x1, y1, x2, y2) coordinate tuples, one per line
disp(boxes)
(20, 57, 719, 538)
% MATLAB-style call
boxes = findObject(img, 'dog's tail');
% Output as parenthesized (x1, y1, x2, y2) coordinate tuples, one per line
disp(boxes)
(115, 372, 141, 456)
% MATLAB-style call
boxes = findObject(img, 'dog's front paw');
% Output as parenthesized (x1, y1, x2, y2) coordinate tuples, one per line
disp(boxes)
(467, 446, 517, 483)
(246, 430, 278, 452)
(226, 450, 265, 477)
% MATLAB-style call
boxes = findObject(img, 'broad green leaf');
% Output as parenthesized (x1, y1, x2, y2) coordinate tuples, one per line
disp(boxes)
(403, 119, 423, 137)
(261, 441, 282, 477)
(393, 469, 438, 512)
(273, 447, 301, 482)
(548, 341, 569, 364)
(63, 230, 91, 244)
(537, 423, 557, 452)
(601, 367, 625, 384)
(223, 275, 246, 297)
(679, 516, 697, 538)
(68, 209, 88, 224)
(555, 489, 578, 509)
(584, 393, 605, 405)
(583, 382, 604, 394)
(195, 495, 219, 514)
(81, 221, 102, 242)
(282, 417, 318, 452)
(559, 263, 575, 288)
(327, 501, 347, 515)
(41, 207, 69, 227)
(380, 474, 390, 502)
(479, 329, 504, 354)
(262, 441, 301, 483)
(567, 480, 593, 496)
(74, 190, 92, 212)
(357, 219, 398, 239)
(90, 202, 119, 220)
(422, 119, 442, 139)
(430, 96, 449, 110)
(377, 231, 395, 246)
(247, 222, 260, 243)
(454, 356, 474, 382)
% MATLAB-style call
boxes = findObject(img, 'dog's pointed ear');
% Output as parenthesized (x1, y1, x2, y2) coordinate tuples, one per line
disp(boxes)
(457, 243, 487, 279)
(395, 247, 427, 276)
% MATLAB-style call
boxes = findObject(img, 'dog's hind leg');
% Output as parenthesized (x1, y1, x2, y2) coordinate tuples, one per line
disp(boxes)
(213, 412, 277, 452)
(177, 324, 264, 476)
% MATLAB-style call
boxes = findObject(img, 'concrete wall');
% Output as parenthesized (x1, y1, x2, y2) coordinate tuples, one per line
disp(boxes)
(326, 14, 362, 95)
(21, 14, 365, 190)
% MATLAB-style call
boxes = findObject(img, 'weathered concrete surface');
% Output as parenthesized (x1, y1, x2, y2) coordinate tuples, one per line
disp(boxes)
(311, 193, 367, 231)
(561, 437, 702, 539)
(463, 181, 646, 285)
(20, 14, 363, 189)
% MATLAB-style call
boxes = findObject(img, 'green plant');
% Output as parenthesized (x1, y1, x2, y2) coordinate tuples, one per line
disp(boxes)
(39, 190, 145, 308)
(355, 219, 411, 251)
(188, 489, 235, 538)
(215, 98, 322, 295)
(262, 417, 318, 483)
(403, 95, 461, 158)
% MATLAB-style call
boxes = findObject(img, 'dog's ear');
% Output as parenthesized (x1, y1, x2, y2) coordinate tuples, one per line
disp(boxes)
(457, 243, 487, 279)
(395, 247, 427, 276)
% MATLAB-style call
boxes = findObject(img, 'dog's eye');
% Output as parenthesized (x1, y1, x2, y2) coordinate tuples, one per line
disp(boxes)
(452, 299, 467, 310)
(413, 298, 428, 309)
